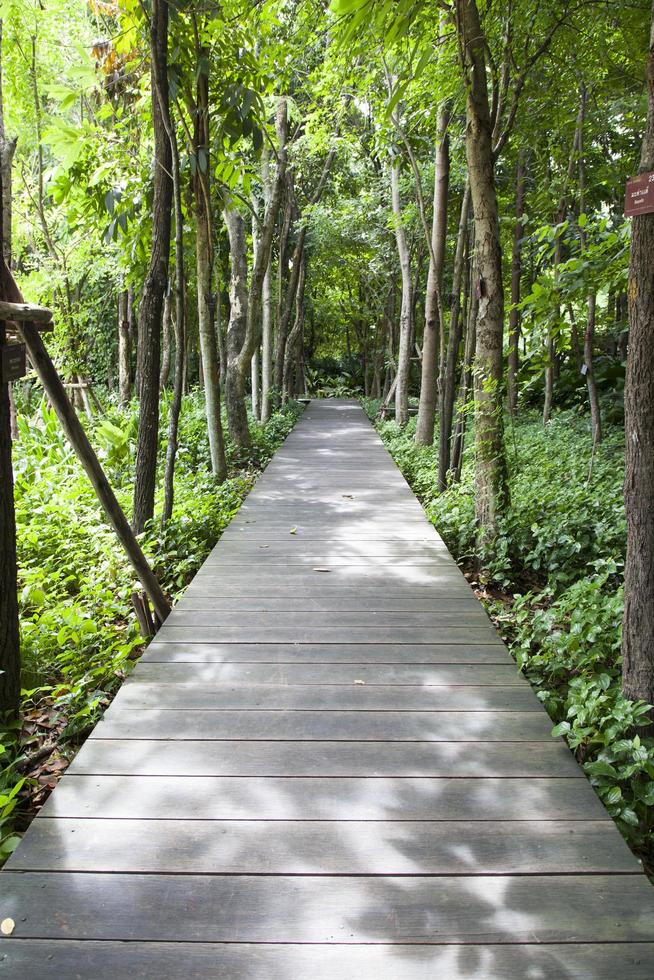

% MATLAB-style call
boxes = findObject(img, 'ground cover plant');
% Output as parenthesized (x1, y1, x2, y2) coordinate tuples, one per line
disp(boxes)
(0, 393, 302, 862)
(363, 397, 654, 866)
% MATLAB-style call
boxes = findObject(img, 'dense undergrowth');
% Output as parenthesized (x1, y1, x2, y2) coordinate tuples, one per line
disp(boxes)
(0, 392, 302, 862)
(362, 397, 654, 866)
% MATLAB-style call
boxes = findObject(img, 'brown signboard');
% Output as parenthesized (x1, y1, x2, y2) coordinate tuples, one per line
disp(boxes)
(1, 343, 27, 383)
(625, 171, 654, 217)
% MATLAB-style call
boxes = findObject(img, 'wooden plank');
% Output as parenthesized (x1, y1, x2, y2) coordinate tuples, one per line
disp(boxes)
(8, 819, 635, 875)
(3, 940, 654, 980)
(127, 663, 524, 687)
(2, 872, 654, 944)
(141, 642, 513, 664)
(91, 708, 550, 741)
(66, 738, 582, 777)
(179, 595, 488, 612)
(164, 610, 491, 628)
(152, 626, 501, 644)
(109, 683, 540, 711)
(40, 775, 608, 821)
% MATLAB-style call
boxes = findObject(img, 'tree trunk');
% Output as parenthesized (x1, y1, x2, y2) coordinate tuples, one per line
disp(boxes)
(622, 2, 654, 707)
(415, 107, 450, 445)
(260, 260, 273, 423)
(159, 290, 172, 391)
(577, 83, 601, 446)
(194, 48, 227, 480)
(118, 289, 132, 407)
(282, 249, 307, 402)
(132, 0, 172, 533)
(451, 270, 478, 485)
(457, 0, 509, 539)
(223, 205, 250, 446)
(438, 185, 471, 489)
(0, 158, 19, 714)
(507, 150, 526, 415)
(390, 157, 413, 425)
(161, 102, 187, 526)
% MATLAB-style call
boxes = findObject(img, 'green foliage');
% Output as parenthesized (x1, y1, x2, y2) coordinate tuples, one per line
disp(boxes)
(367, 399, 654, 858)
(0, 392, 302, 861)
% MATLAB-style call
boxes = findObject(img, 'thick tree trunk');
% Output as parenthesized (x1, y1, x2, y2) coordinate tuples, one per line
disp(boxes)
(457, 0, 509, 539)
(390, 158, 413, 425)
(194, 51, 227, 480)
(132, 0, 172, 533)
(507, 150, 526, 416)
(437, 185, 471, 489)
(415, 107, 450, 445)
(622, 2, 654, 707)
(118, 289, 132, 406)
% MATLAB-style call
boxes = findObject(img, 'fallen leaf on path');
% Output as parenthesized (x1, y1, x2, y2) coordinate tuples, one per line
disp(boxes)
(1, 919, 15, 936)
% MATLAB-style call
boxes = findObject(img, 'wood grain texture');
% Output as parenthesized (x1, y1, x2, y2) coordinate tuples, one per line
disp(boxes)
(141, 642, 513, 664)
(2, 872, 654, 944)
(3, 941, 654, 980)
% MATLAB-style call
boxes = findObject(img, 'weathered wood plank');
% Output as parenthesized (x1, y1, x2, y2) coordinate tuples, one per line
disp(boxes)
(109, 683, 540, 711)
(127, 663, 523, 686)
(66, 738, 582, 777)
(164, 610, 490, 628)
(92, 708, 549, 741)
(179, 595, 487, 612)
(153, 626, 501, 644)
(40, 774, 608, 821)
(8, 819, 635, 874)
(3, 940, 654, 980)
(141, 642, 512, 664)
(2, 872, 654, 944)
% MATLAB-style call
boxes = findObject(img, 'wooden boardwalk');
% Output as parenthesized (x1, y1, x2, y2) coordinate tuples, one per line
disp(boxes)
(2, 398, 654, 978)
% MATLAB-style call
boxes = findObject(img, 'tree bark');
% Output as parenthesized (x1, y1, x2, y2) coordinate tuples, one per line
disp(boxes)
(451, 266, 478, 485)
(0, 154, 19, 713)
(282, 248, 307, 402)
(578, 83, 601, 445)
(132, 0, 172, 533)
(161, 102, 187, 526)
(260, 141, 274, 424)
(415, 106, 450, 445)
(390, 157, 413, 425)
(223, 205, 250, 446)
(456, 0, 509, 539)
(194, 46, 227, 480)
(507, 150, 526, 415)
(622, 1, 654, 707)
(437, 184, 471, 489)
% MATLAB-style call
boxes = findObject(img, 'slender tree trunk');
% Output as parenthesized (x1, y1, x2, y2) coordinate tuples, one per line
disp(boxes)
(194, 49, 227, 480)
(261, 260, 273, 422)
(132, 0, 172, 533)
(118, 289, 132, 406)
(451, 270, 478, 485)
(273, 175, 294, 391)
(457, 0, 509, 539)
(623, 1, 654, 709)
(390, 157, 413, 425)
(507, 150, 526, 415)
(577, 83, 601, 445)
(283, 249, 307, 402)
(159, 291, 172, 391)
(0, 159, 19, 713)
(438, 185, 471, 489)
(223, 205, 250, 446)
(161, 105, 187, 525)
(415, 107, 450, 445)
